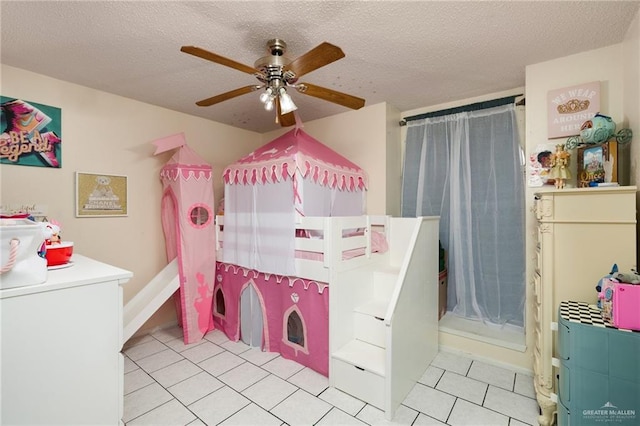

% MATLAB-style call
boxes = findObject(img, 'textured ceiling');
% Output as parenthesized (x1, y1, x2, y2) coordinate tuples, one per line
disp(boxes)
(2, 1, 639, 133)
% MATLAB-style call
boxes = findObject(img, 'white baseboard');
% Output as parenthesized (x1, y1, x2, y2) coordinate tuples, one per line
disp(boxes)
(439, 312, 526, 351)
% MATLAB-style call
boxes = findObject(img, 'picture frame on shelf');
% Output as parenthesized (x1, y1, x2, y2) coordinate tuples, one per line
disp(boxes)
(75, 172, 128, 217)
(576, 140, 617, 188)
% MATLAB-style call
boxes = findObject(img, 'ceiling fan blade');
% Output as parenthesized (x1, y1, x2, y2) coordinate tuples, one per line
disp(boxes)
(295, 83, 365, 110)
(181, 46, 260, 75)
(284, 42, 345, 78)
(195, 85, 260, 107)
(279, 110, 296, 127)
(275, 97, 296, 127)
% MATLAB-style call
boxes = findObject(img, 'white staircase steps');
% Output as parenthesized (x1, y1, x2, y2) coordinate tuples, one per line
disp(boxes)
(352, 268, 398, 348)
(354, 299, 388, 347)
(333, 339, 386, 376)
(330, 217, 440, 420)
(122, 259, 179, 346)
(332, 339, 386, 409)
(353, 300, 389, 349)
(334, 266, 399, 408)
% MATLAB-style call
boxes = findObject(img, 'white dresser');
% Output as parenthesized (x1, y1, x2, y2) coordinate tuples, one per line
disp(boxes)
(1, 254, 132, 425)
(532, 186, 637, 425)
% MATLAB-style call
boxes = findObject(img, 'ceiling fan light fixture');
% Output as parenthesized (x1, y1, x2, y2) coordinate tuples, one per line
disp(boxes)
(279, 87, 297, 114)
(259, 87, 273, 103)
(264, 98, 275, 111)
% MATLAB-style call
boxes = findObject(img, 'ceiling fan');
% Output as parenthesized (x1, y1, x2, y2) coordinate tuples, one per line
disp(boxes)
(180, 39, 366, 127)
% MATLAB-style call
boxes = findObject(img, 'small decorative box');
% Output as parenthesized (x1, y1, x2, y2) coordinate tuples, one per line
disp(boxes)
(612, 282, 640, 331)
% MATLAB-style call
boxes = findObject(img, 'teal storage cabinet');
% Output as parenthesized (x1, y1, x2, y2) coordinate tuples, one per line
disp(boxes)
(557, 301, 640, 425)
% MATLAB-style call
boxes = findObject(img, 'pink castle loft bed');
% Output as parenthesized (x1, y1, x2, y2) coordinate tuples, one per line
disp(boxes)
(149, 128, 440, 420)
(211, 127, 391, 376)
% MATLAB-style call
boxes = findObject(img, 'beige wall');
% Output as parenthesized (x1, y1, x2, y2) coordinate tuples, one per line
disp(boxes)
(385, 103, 402, 217)
(0, 65, 263, 332)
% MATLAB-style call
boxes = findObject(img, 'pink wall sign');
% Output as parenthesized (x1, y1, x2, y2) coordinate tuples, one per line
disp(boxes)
(547, 81, 600, 139)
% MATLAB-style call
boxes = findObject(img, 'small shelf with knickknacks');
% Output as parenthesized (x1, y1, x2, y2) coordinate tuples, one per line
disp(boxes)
(565, 113, 633, 188)
(555, 301, 640, 426)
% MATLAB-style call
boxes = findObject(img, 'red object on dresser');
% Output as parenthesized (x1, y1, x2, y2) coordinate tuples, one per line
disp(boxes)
(45, 242, 73, 266)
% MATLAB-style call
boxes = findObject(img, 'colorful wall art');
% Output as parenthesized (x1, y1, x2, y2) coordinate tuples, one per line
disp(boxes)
(0, 97, 62, 168)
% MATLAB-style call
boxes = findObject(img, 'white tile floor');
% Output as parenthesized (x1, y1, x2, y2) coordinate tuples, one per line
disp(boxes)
(123, 326, 540, 425)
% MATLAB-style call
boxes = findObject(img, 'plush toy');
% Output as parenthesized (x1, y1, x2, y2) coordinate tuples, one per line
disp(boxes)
(612, 271, 640, 285)
(40, 220, 62, 245)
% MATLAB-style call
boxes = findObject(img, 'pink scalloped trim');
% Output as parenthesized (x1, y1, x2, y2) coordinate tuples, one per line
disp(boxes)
(223, 156, 367, 191)
(161, 165, 212, 181)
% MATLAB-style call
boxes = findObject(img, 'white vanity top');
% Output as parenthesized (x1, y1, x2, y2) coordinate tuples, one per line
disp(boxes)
(0, 254, 132, 299)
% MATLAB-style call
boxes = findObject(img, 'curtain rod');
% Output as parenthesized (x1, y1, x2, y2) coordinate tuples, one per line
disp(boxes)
(399, 94, 524, 126)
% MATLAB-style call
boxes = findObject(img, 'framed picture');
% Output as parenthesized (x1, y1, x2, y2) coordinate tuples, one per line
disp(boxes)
(75, 172, 128, 217)
(527, 143, 557, 187)
(576, 141, 617, 188)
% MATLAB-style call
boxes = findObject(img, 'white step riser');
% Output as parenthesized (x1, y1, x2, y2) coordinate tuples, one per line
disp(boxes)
(354, 312, 386, 348)
(332, 359, 385, 410)
(373, 271, 398, 301)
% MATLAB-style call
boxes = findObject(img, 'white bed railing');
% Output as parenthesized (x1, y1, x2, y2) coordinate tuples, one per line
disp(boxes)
(214, 215, 389, 282)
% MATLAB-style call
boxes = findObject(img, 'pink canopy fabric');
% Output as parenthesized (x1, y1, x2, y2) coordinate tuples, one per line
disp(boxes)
(221, 128, 367, 275)
(156, 133, 216, 345)
(223, 128, 368, 191)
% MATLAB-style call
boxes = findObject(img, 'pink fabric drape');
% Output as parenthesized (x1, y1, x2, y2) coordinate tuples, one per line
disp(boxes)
(213, 262, 329, 376)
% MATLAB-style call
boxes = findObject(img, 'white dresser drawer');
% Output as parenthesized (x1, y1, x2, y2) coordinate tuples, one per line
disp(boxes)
(332, 358, 384, 409)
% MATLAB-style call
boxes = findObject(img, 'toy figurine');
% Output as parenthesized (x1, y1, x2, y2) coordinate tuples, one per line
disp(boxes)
(40, 220, 62, 244)
(549, 144, 571, 189)
(580, 113, 616, 144)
